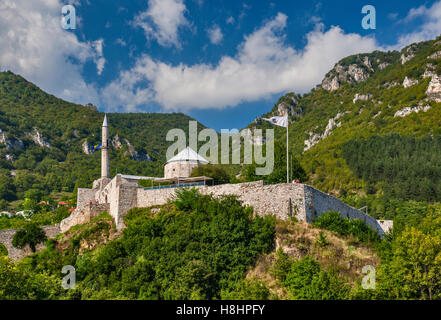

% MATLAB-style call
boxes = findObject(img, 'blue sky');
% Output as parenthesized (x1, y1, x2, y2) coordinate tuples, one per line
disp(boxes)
(1, 0, 441, 131)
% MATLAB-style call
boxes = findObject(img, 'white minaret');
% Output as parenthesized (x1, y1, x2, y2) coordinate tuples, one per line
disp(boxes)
(101, 114, 110, 179)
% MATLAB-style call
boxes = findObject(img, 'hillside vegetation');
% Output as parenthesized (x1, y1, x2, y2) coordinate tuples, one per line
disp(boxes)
(251, 36, 441, 201)
(0, 71, 204, 209)
(2, 189, 440, 300)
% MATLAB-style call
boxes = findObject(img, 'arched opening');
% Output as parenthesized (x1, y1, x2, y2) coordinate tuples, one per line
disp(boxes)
(105, 195, 108, 203)
(0, 243, 8, 257)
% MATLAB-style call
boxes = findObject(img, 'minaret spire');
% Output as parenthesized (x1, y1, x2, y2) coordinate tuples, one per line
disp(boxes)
(101, 114, 110, 178)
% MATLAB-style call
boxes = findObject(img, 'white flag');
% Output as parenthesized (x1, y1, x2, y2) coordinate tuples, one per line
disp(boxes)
(262, 115, 288, 128)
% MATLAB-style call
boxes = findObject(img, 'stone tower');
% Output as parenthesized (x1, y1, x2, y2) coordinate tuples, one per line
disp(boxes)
(101, 114, 110, 178)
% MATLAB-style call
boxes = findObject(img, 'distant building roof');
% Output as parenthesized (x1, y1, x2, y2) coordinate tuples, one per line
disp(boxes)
(166, 147, 209, 164)
(120, 174, 159, 181)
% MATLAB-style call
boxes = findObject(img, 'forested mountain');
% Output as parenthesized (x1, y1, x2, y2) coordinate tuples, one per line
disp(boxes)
(0, 71, 204, 206)
(3, 34, 441, 303)
(250, 35, 441, 207)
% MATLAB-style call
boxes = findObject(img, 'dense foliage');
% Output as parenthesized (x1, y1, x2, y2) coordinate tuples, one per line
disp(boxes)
(312, 211, 382, 245)
(0, 71, 204, 208)
(342, 134, 441, 202)
(272, 249, 349, 299)
(12, 223, 47, 252)
(1, 189, 275, 300)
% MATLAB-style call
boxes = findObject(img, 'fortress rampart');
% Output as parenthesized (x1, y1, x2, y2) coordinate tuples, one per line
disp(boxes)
(0, 224, 61, 261)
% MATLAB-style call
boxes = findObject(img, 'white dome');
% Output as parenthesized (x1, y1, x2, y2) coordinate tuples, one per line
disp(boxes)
(166, 147, 209, 164)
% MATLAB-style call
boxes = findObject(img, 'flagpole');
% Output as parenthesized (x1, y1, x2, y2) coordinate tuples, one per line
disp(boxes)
(286, 119, 289, 183)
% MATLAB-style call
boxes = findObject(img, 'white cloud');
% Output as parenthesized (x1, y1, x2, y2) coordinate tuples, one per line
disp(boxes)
(132, 0, 189, 48)
(0, 0, 102, 105)
(92, 39, 106, 75)
(207, 25, 223, 45)
(226, 16, 235, 25)
(393, 1, 441, 48)
(102, 13, 379, 112)
(115, 38, 127, 47)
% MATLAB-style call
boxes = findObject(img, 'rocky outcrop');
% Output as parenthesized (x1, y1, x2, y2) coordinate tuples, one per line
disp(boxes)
(426, 74, 441, 102)
(423, 70, 436, 79)
(321, 59, 371, 91)
(428, 51, 441, 59)
(304, 112, 349, 151)
(373, 111, 382, 119)
(401, 46, 416, 64)
(394, 105, 431, 118)
(0, 129, 24, 150)
(322, 76, 340, 91)
(378, 62, 390, 70)
(403, 76, 418, 88)
(123, 139, 151, 162)
(353, 93, 372, 103)
(27, 128, 50, 148)
(73, 130, 80, 138)
(82, 140, 94, 155)
(111, 134, 123, 149)
(363, 56, 373, 72)
(383, 81, 399, 89)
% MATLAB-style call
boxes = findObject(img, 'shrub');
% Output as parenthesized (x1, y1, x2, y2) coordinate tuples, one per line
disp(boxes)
(313, 211, 381, 244)
(12, 223, 47, 252)
(191, 164, 231, 185)
(0, 243, 7, 256)
(277, 256, 349, 300)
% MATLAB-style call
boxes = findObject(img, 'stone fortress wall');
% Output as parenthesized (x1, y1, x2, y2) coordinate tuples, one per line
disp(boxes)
(135, 179, 392, 236)
(1, 175, 393, 261)
(0, 224, 61, 261)
(62, 175, 393, 236)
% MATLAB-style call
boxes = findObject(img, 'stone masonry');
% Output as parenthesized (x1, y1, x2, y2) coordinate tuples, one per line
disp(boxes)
(60, 175, 392, 237)
(0, 224, 61, 261)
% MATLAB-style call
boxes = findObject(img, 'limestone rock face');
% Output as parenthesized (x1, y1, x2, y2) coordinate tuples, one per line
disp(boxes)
(321, 60, 371, 92)
(428, 51, 441, 59)
(0, 129, 24, 150)
(123, 138, 152, 162)
(353, 93, 372, 103)
(304, 112, 349, 152)
(276, 95, 301, 117)
(27, 128, 50, 148)
(73, 130, 80, 138)
(363, 56, 373, 71)
(348, 64, 369, 82)
(394, 105, 431, 118)
(111, 134, 123, 149)
(423, 70, 435, 79)
(378, 62, 390, 70)
(403, 76, 418, 88)
(426, 74, 441, 102)
(383, 81, 399, 89)
(401, 53, 415, 64)
(82, 140, 94, 155)
(401, 45, 416, 65)
(321, 76, 340, 91)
